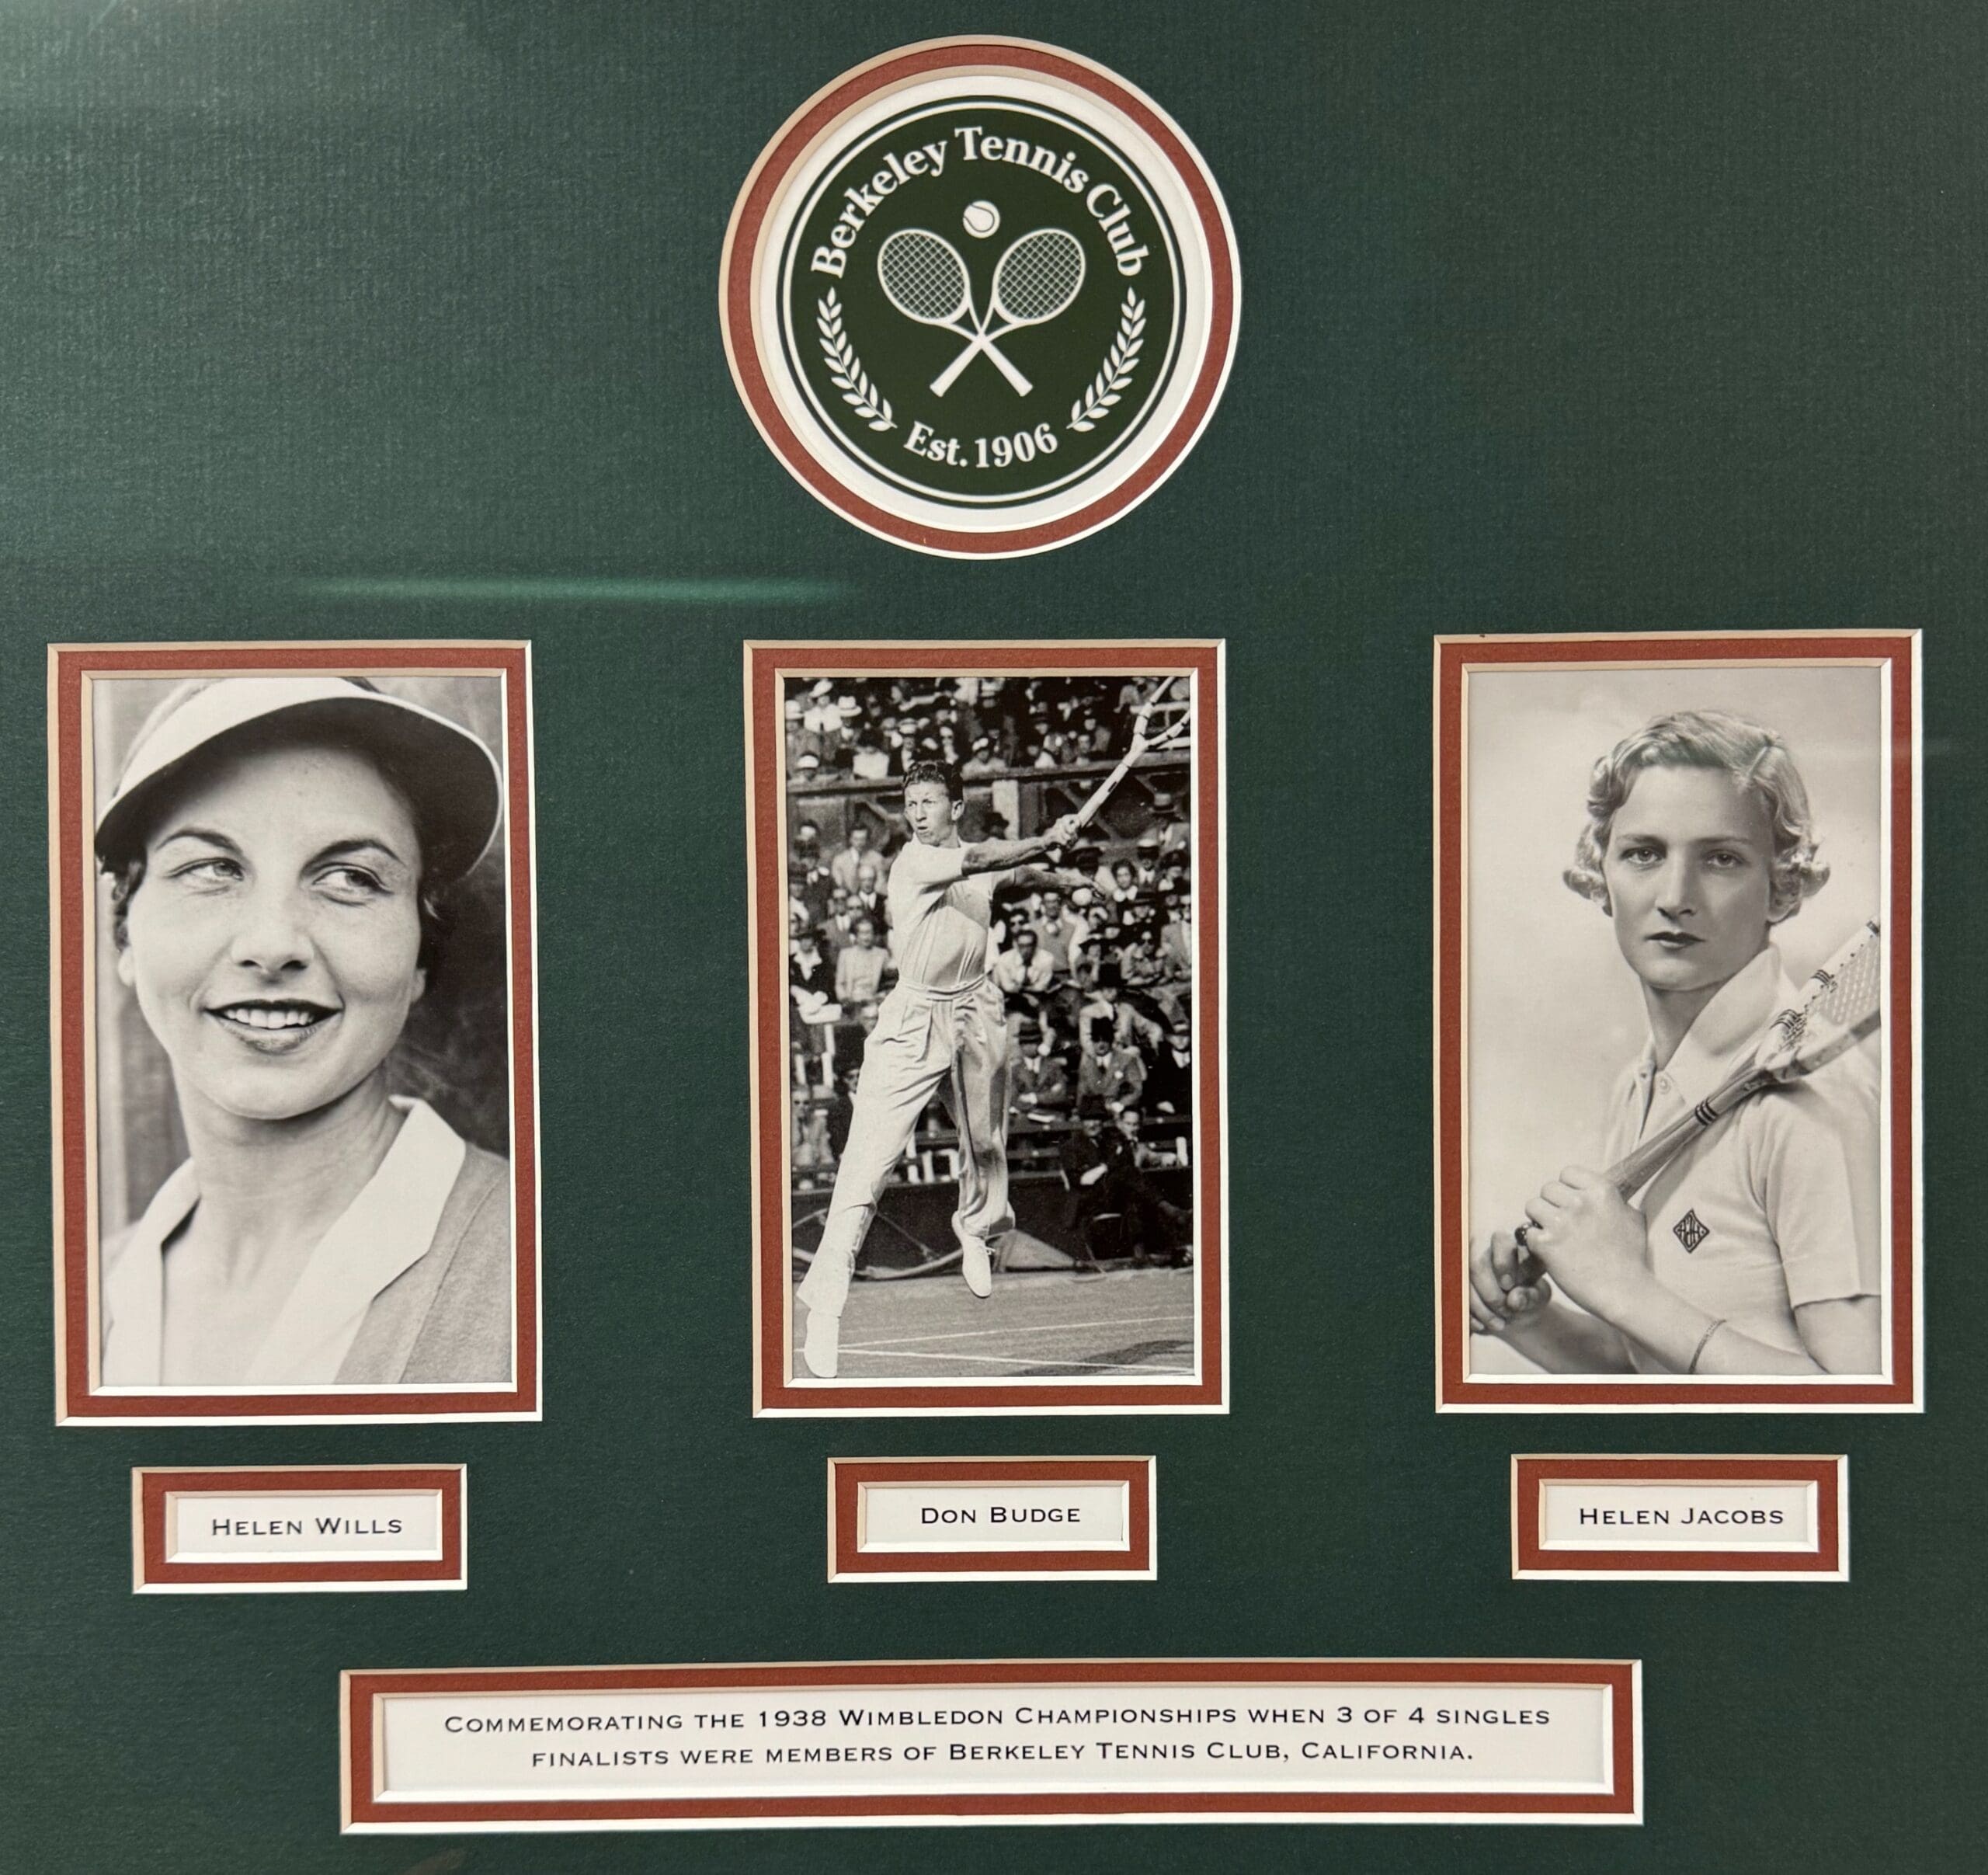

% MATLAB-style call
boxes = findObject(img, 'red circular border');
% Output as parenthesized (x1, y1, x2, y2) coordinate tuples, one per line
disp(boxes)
(720, 39, 1239, 557)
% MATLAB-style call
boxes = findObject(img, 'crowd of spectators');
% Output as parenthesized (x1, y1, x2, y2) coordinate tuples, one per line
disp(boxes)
(785, 677, 1197, 1199)
(784, 674, 1161, 785)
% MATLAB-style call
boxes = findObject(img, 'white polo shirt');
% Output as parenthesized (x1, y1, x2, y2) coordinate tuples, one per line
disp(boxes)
(100, 1098, 468, 1387)
(887, 840, 1003, 993)
(1604, 945, 1882, 1371)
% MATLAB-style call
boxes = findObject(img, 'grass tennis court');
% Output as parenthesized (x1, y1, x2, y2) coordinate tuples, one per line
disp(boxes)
(790, 1265, 1197, 1381)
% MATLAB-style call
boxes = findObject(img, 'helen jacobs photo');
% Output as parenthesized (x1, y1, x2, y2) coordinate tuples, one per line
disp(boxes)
(1444, 641, 1920, 1403)
(50, 648, 540, 1422)
(747, 646, 1226, 1412)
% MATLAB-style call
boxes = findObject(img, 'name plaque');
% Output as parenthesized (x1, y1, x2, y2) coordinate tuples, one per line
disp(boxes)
(1512, 1457, 1847, 1581)
(132, 1466, 467, 1594)
(828, 1457, 1156, 1582)
(341, 1659, 1640, 1831)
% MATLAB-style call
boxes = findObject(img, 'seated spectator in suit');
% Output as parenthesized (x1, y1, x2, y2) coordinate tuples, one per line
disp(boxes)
(1077, 1018, 1145, 1113)
(830, 820, 881, 894)
(1143, 1017, 1194, 1118)
(834, 914, 889, 1012)
(1119, 928, 1167, 990)
(1030, 886, 1089, 973)
(850, 861, 885, 936)
(1011, 1025, 1073, 1125)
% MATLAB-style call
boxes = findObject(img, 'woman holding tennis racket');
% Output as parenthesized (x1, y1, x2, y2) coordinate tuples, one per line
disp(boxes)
(1469, 711, 1883, 1376)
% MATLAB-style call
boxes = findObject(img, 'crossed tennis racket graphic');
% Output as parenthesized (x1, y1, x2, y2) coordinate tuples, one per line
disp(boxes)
(877, 227, 1086, 397)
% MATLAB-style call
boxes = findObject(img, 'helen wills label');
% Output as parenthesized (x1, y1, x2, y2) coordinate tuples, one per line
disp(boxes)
(133, 1466, 466, 1593)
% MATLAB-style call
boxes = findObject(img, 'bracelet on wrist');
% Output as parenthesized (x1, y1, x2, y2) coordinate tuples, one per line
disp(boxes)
(1687, 1317, 1728, 1375)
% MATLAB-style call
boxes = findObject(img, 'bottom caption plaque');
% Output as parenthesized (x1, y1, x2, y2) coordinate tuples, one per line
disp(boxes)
(340, 1658, 1640, 1831)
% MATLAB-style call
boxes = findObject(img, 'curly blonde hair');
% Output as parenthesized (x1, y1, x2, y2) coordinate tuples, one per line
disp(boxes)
(1564, 709, 1830, 924)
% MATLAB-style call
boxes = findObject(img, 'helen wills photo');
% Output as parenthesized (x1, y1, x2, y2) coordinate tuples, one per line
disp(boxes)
(50, 643, 541, 1424)
(746, 641, 1226, 1414)
(1436, 631, 1920, 1411)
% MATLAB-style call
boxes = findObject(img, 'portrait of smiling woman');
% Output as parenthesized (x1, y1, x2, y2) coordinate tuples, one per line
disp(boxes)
(88, 671, 521, 1393)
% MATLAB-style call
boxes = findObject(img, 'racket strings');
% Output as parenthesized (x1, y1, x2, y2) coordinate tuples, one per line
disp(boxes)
(878, 232, 968, 321)
(1774, 925, 1882, 1062)
(1803, 928, 1882, 1028)
(1142, 699, 1193, 748)
(995, 231, 1084, 319)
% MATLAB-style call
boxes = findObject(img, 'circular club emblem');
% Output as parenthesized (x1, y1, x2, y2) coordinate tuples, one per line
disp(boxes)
(721, 39, 1239, 557)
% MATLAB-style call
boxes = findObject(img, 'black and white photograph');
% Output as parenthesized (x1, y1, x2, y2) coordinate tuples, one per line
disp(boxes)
(53, 645, 540, 1422)
(1437, 635, 1919, 1409)
(747, 643, 1225, 1413)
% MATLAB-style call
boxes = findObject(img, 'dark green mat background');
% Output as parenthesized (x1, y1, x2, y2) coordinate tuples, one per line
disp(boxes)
(2, 3, 1981, 1870)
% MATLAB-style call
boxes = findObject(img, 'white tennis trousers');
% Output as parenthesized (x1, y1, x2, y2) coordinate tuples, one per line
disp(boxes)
(797, 977, 1013, 1322)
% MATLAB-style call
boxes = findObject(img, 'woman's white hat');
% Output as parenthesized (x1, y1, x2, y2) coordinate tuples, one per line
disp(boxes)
(95, 677, 503, 883)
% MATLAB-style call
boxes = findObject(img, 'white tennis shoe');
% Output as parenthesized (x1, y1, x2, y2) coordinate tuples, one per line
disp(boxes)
(802, 1305, 840, 1379)
(961, 1237, 993, 1299)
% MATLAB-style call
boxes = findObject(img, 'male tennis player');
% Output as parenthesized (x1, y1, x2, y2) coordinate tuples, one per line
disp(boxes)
(795, 763, 1086, 1378)
(1469, 711, 1882, 1376)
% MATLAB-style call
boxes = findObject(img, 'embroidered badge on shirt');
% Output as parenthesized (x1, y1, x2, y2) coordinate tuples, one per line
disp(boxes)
(1673, 1209, 1711, 1253)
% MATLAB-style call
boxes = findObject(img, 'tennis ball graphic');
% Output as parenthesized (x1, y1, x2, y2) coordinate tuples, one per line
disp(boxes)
(962, 200, 1001, 238)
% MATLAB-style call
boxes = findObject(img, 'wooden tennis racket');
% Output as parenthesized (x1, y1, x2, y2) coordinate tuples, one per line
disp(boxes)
(1062, 678, 1193, 837)
(1509, 918, 1882, 1268)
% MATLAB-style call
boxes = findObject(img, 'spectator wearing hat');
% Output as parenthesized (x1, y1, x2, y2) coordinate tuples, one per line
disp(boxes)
(1078, 1018, 1145, 1113)
(961, 734, 1002, 780)
(789, 922, 839, 1059)
(92, 676, 514, 1388)
(1148, 789, 1191, 858)
(788, 819, 833, 923)
(1010, 1025, 1072, 1125)
(1118, 927, 1167, 991)
(1058, 1098, 1119, 1268)
(1143, 1017, 1195, 1118)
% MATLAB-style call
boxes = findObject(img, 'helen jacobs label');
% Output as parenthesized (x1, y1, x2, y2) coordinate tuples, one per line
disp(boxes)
(721, 38, 1239, 556)
(1512, 1458, 1848, 1581)
(1538, 1483, 1817, 1550)
(342, 1661, 1641, 1830)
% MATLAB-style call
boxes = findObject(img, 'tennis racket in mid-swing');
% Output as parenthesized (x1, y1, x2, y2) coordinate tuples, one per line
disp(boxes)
(1507, 918, 1883, 1281)
(1058, 679, 1194, 843)
(875, 227, 1086, 398)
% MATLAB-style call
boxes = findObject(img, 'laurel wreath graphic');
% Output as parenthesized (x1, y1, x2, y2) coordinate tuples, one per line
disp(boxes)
(1068, 290, 1146, 433)
(816, 290, 894, 432)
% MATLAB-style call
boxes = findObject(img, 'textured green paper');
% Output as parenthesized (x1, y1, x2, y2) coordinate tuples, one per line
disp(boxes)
(2, 4, 1980, 1870)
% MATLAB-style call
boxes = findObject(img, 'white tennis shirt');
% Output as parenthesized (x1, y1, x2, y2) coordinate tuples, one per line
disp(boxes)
(1604, 945, 1882, 1371)
(886, 839, 1003, 993)
(100, 1098, 468, 1387)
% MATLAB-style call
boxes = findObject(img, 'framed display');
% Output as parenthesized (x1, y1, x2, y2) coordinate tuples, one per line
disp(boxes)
(746, 640, 1225, 1414)
(1435, 632, 1920, 1411)
(49, 642, 541, 1425)
(5, 6, 1984, 1873)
